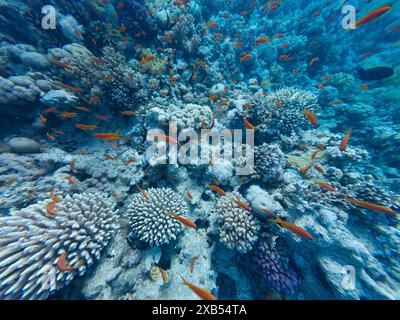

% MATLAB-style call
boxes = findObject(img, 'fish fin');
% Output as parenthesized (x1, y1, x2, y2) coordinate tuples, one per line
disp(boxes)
(177, 273, 187, 284)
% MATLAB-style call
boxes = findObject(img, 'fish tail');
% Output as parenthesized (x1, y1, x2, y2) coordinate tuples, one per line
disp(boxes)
(177, 273, 187, 284)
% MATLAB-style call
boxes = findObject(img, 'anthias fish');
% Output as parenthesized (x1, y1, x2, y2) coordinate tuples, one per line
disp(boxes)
(208, 185, 227, 196)
(178, 274, 217, 300)
(57, 252, 82, 272)
(340, 128, 352, 152)
(356, 5, 392, 28)
(345, 198, 396, 215)
(270, 218, 313, 240)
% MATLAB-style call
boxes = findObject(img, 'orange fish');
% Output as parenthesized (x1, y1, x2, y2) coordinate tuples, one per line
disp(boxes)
(255, 37, 271, 44)
(313, 165, 325, 174)
(231, 198, 252, 212)
(190, 256, 199, 273)
(101, 76, 113, 82)
(44, 107, 56, 113)
(160, 268, 168, 282)
(311, 149, 321, 161)
(57, 252, 82, 272)
(304, 109, 317, 127)
(51, 128, 64, 135)
(279, 54, 293, 61)
(65, 176, 77, 184)
(46, 132, 56, 141)
(104, 153, 117, 161)
(300, 165, 313, 174)
(114, 192, 122, 202)
(208, 185, 227, 196)
(75, 124, 99, 131)
(209, 95, 219, 102)
(45, 201, 57, 215)
(117, 23, 126, 33)
(242, 117, 255, 130)
(315, 180, 336, 192)
(169, 212, 197, 228)
(329, 100, 344, 105)
(257, 207, 276, 216)
(141, 54, 155, 64)
(37, 111, 47, 125)
(240, 54, 253, 62)
(340, 128, 352, 152)
(356, 5, 392, 28)
(269, 217, 313, 240)
(187, 191, 193, 199)
(121, 110, 135, 116)
(85, 96, 100, 104)
(178, 274, 217, 300)
(149, 134, 181, 147)
(59, 112, 78, 119)
(91, 57, 105, 64)
(124, 158, 137, 166)
(345, 198, 396, 215)
(206, 21, 217, 28)
(95, 115, 109, 122)
(360, 84, 369, 91)
(234, 42, 244, 47)
(93, 132, 121, 141)
(135, 184, 148, 199)
(60, 83, 85, 93)
(52, 59, 73, 70)
(75, 106, 92, 113)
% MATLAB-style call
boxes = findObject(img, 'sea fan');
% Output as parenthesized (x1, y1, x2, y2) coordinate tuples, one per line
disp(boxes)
(0, 192, 118, 300)
(127, 187, 188, 246)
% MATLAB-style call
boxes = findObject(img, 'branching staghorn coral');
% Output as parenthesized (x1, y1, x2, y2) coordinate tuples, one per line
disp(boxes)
(216, 192, 259, 253)
(0, 192, 118, 299)
(126, 187, 188, 246)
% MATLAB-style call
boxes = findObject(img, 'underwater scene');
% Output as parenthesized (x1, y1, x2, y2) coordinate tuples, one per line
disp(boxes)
(0, 0, 399, 301)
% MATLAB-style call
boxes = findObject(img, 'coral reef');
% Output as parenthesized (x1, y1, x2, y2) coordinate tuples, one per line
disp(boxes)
(0, 0, 399, 301)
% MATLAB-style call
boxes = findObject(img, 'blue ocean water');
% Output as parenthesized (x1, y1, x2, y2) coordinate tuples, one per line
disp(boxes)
(0, 0, 399, 300)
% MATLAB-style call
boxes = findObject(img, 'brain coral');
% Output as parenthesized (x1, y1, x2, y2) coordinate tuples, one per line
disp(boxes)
(0, 193, 118, 300)
(216, 192, 259, 253)
(127, 188, 188, 246)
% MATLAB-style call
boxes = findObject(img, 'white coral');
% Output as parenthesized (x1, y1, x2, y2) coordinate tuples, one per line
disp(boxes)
(127, 188, 188, 246)
(217, 191, 259, 253)
(0, 193, 118, 299)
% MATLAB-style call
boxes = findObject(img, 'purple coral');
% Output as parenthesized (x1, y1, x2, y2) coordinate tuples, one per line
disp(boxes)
(254, 242, 299, 294)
